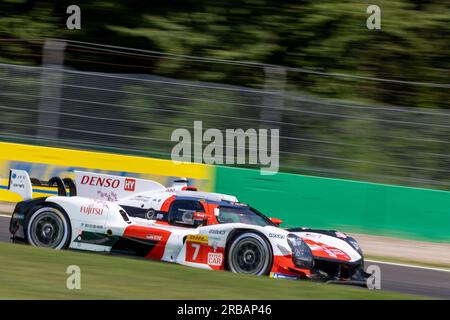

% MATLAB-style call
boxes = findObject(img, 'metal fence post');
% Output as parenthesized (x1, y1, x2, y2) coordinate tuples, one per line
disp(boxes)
(259, 65, 286, 129)
(36, 39, 67, 141)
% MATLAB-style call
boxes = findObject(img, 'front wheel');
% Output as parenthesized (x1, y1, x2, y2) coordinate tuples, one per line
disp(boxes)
(26, 206, 71, 249)
(227, 232, 273, 276)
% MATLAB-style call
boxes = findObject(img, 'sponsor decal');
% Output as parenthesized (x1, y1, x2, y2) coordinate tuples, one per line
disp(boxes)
(11, 173, 26, 181)
(13, 213, 25, 220)
(80, 175, 120, 189)
(194, 212, 207, 220)
(81, 223, 104, 230)
(208, 229, 226, 235)
(186, 234, 208, 243)
(80, 205, 104, 216)
(269, 272, 299, 280)
(146, 234, 163, 241)
(10, 172, 28, 189)
(304, 233, 321, 238)
(132, 195, 152, 202)
(80, 201, 108, 216)
(97, 190, 118, 202)
(269, 233, 285, 239)
(124, 178, 136, 192)
(207, 252, 223, 266)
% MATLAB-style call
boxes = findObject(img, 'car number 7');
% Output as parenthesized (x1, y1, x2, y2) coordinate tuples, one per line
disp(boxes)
(191, 243, 200, 261)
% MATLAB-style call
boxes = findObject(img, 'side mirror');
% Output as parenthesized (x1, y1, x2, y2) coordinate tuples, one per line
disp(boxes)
(270, 217, 283, 226)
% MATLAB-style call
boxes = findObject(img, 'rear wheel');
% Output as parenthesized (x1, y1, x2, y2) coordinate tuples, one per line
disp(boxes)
(227, 232, 272, 276)
(27, 206, 71, 249)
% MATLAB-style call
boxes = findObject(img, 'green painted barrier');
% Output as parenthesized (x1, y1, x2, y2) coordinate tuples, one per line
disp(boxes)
(214, 167, 450, 243)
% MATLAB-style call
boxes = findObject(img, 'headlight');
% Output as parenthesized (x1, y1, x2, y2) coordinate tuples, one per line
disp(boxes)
(287, 234, 314, 270)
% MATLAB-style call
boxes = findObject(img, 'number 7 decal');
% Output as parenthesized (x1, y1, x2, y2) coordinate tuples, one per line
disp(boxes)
(185, 235, 209, 264)
(191, 243, 200, 261)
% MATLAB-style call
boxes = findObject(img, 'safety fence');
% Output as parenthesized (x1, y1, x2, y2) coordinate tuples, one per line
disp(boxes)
(1, 56, 450, 190)
(215, 166, 450, 242)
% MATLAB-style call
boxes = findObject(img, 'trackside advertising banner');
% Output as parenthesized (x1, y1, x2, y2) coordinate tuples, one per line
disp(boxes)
(214, 166, 450, 243)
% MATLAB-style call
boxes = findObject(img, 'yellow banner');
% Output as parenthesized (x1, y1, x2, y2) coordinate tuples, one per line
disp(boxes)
(186, 234, 209, 244)
(0, 142, 214, 203)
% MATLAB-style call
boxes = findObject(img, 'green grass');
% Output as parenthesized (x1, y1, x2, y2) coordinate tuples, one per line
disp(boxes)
(0, 242, 426, 299)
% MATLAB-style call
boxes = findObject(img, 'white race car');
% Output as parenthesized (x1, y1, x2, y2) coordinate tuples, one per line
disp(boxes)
(8, 169, 369, 285)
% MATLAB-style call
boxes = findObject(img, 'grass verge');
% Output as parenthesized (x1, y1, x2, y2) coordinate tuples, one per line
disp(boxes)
(0, 242, 426, 299)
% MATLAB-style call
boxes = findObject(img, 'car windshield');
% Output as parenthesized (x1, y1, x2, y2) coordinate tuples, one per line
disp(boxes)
(216, 205, 274, 227)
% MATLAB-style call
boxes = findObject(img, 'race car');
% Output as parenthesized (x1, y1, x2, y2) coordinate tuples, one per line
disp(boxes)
(7, 169, 370, 286)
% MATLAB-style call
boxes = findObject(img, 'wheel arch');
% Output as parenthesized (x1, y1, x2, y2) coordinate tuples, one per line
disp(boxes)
(25, 201, 73, 248)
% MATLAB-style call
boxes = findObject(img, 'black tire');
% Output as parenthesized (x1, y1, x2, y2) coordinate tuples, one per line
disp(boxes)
(227, 232, 273, 276)
(26, 205, 71, 249)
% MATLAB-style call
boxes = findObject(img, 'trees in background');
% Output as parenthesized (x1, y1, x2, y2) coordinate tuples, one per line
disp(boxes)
(0, 0, 449, 188)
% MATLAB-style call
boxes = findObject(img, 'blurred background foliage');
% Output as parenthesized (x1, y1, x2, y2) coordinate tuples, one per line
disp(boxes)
(0, 0, 448, 107)
(0, 0, 450, 189)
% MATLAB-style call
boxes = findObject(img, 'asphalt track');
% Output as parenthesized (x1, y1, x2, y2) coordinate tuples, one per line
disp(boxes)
(0, 215, 448, 299)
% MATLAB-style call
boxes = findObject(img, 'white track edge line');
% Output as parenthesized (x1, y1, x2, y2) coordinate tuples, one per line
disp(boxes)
(366, 259, 450, 273)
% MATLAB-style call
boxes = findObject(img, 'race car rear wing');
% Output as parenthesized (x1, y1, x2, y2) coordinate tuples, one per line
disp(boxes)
(8, 169, 78, 200)
(7, 168, 200, 202)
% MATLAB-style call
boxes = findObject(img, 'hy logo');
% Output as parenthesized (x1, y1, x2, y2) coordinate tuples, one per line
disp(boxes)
(124, 178, 136, 192)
